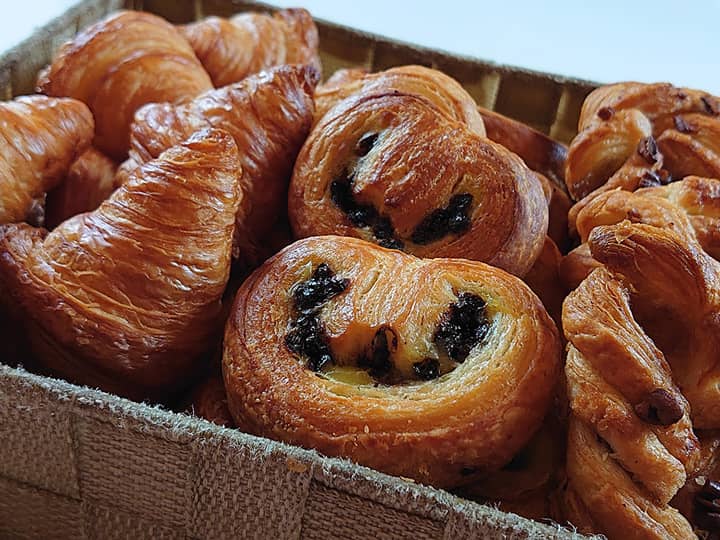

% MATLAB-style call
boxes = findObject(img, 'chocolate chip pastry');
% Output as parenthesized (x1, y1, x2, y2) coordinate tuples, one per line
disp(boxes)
(223, 235, 561, 488)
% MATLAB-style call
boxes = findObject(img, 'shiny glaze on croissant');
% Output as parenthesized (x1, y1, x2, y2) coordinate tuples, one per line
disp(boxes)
(560, 177, 720, 288)
(0, 129, 241, 400)
(0, 95, 94, 224)
(120, 64, 318, 266)
(289, 90, 547, 277)
(180, 8, 320, 88)
(44, 148, 117, 229)
(562, 222, 720, 537)
(37, 10, 213, 160)
(223, 235, 561, 488)
(313, 65, 486, 136)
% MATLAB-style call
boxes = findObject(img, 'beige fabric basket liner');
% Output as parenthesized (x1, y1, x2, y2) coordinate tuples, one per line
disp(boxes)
(0, 1, 598, 537)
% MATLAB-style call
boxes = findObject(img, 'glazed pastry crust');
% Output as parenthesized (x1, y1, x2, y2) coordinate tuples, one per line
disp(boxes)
(0, 129, 241, 400)
(44, 147, 117, 229)
(120, 64, 318, 266)
(0, 95, 94, 224)
(290, 90, 547, 277)
(180, 8, 320, 88)
(37, 10, 213, 159)
(223, 235, 561, 488)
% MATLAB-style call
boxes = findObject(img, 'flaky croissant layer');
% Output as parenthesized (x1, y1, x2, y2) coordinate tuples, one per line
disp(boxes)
(223, 235, 561, 488)
(0, 128, 242, 400)
(0, 95, 94, 225)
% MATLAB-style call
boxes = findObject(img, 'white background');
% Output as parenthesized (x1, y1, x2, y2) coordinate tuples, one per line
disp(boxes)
(2, 0, 719, 94)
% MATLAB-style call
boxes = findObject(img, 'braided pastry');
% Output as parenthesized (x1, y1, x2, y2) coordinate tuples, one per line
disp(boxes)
(223, 235, 561, 488)
(37, 10, 213, 159)
(44, 148, 117, 229)
(119, 64, 318, 266)
(560, 177, 720, 288)
(180, 8, 320, 87)
(562, 222, 720, 537)
(0, 95, 94, 225)
(0, 129, 241, 400)
(290, 88, 547, 277)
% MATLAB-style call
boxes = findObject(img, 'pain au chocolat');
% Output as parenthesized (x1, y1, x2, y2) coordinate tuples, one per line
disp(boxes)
(223, 235, 561, 488)
(0, 129, 240, 400)
(290, 66, 547, 277)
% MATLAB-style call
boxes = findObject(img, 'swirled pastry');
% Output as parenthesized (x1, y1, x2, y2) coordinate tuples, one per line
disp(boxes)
(37, 10, 213, 159)
(289, 91, 547, 277)
(119, 64, 318, 266)
(180, 8, 320, 87)
(0, 95, 94, 225)
(313, 65, 486, 136)
(44, 148, 117, 229)
(223, 235, 561, 488)
(560, 177, 720, 288)
(562, 222, 720, 537)
(0, 129, 241, 400)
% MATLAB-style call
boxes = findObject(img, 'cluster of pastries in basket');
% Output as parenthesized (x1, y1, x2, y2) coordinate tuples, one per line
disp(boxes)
(0, 7, 718, 539)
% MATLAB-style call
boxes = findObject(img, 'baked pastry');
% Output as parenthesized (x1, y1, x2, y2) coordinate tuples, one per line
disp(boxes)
(119, 64, 318, 266)
(185, 374, 235, 428)
(37, 10, 213, 160)
(560, 177, 720, 288)
(523, 237, 566, 327)
(44, 148, 117, 229)
(180, 8, 320, 87)
(0, 128, 241, 400)
(223, 235, 561, 488)
(313, 65, 486, 136)
(565, 83, 720, 231)
(0, 95, 94, 225)
(562, 222, 720, 537)
(289, 90, 547, 277)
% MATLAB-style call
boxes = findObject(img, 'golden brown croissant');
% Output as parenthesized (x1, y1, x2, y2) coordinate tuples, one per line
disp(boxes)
(223, 235, 561, 488)
(180, 8, 320, 88)
(0, 128, 241, 401)
(523, 237, 566, 328)
(0, 95, 94, 225)
(290, 89, 547, 277)
(562, 222, 720, 537)
(44, 148, 117, 229)
(119, 64, 318, 266)
(560, 177, 720, 288)
(313, 65, 486, 136)
(37, 10, 213, 160)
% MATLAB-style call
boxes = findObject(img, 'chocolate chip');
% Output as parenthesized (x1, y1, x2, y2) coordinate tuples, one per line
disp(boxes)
(702, 95, 720, 116)
(433, 292, 490, 362)
(411, 193, 474, 245)
(413, 358, 440, 380)
(285, 313, 333, 372)
(360, 326, 396, 378)
(637, 136, 659, 164)
(597, 106, 614, 121)
(673, 115, 696, 134)
(292, 263, 349, 312)
(694, 480, 720, 533)
(355, 133, 379, 157)
(634, 388, 684, 426)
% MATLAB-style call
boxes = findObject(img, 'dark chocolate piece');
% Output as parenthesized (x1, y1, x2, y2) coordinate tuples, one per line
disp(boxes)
(292, 263, 349, 313)
(597, 106, 614, 121)
(359, 326, 396, 378)
(411, 193, 474, 245)
(412, 358, 440, 380)
(637, 136, 659, 164)
(433, 292, 490, 362)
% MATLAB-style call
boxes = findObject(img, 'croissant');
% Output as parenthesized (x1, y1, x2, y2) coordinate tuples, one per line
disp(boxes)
(560, 176, 720, 288)
(289, 89, 547, 277)
(523, 237, 566, 328)
(119, 64, 318, 266)
(180, 8, 320, 88)
(313, 65, 486, 136)
(37, 10, 213, 160)
(562, 222, 720, 537)
(44, 148, 117, 229)
(0, 128, 241, 400)
(565, 83, 720, 229)
(0, 95, 94, 225)
(223, 235, 561, 488)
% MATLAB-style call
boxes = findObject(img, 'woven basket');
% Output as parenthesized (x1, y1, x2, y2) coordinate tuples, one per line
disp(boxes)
(0, 1, 598, 538)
